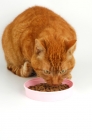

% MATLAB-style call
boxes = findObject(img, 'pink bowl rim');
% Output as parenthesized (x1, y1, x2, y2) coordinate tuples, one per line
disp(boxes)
(24, 77, 73, 93)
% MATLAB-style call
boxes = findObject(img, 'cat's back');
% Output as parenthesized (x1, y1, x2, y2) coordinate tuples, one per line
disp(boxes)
(3, 6, 76, 44)
(12, 6, 59, 23)
(5, 6, 60, 37)
(12, 6, 76, 38)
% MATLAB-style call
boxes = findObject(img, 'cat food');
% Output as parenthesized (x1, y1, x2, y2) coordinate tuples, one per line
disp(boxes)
(28, 83, 69, 92)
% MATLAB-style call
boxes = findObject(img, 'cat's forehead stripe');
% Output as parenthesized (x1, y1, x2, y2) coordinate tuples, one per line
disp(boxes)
(48, 55, 63, 71)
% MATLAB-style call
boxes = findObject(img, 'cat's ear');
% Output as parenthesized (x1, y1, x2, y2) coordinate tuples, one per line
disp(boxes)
(34, 39, 46, 55)
(64, 39, 76, 53)
(34, 39, 46, 59)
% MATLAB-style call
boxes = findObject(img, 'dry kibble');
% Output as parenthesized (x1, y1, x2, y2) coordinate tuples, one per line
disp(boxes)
(28, 83, 69, 92)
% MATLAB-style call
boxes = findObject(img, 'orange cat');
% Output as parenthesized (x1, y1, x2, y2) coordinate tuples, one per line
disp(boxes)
(2, 6, 77, 85)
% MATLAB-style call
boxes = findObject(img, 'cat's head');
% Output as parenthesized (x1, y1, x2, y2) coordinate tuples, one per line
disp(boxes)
(31, 37, 76, 85)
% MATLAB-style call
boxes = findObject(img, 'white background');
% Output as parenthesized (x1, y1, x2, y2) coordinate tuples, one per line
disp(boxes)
(0, 0, 92, 140)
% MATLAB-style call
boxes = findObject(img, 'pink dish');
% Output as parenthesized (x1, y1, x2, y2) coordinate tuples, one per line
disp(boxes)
(24, 77, 73, 102)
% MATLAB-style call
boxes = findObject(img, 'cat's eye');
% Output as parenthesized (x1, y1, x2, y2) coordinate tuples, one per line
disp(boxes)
(43, 70, 51, 74)
(59, 69, 67, 74)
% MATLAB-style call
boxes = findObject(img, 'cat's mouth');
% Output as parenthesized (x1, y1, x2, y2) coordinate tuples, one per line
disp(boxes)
(44, 79, 63, 86)
(36, 73, 64, 86)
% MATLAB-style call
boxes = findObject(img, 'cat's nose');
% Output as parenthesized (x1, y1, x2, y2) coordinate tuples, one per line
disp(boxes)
(52, 77, 59, 85)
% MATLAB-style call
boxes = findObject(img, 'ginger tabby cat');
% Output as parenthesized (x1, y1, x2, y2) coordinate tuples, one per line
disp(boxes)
(2, 6, 77, 85)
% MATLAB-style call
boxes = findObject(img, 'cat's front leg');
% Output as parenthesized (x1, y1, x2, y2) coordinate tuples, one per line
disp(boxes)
(7, 61, 35, 77)
(20, 61, 36, 77)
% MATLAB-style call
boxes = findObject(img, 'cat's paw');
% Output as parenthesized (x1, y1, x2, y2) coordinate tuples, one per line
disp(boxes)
(21, 61, 33, 77)
(23, 61, 31, 71)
